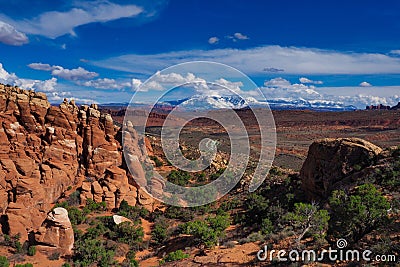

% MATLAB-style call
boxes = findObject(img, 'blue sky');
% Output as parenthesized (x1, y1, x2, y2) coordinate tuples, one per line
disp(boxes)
(0, 0, 399, 108)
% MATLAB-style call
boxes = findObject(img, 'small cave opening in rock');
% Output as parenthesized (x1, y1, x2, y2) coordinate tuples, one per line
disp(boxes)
(0, 215, 10, 235)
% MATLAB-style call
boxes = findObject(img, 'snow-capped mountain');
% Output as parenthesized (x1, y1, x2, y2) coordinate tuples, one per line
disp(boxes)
(267, 98, 357, 111)
(171, 95, 260, 110)
(160, 95, 357, 111)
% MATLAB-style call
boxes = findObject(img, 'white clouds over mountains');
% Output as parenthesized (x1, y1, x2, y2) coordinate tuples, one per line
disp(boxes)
(1, 61, 399, 108)
(261, 77, 400, 108)
(299, 77, 323, 85)
(93, 45, 400, 76)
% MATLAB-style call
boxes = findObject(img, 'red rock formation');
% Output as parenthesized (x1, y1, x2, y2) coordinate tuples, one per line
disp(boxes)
(300, 138, 383, 199)
(0, 84, 152, 243)
(35, 207, 74, 255)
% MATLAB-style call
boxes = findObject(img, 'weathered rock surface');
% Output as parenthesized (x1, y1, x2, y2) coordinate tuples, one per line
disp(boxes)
(300, 137, 383, 199)
(35, 207, 74, 255)
(112, 214, 132, 225)
(0, 84, 152, 244)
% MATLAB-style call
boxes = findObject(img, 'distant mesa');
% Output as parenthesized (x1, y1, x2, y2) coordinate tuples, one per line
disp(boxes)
(391, 102, 400, 110)
(366, 102, 400, 110)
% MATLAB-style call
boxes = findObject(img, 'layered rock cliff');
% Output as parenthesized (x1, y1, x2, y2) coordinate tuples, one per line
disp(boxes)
(0, 84, 149, 242)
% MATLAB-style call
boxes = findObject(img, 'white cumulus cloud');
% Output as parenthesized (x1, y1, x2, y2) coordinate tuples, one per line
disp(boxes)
(51, 66, 98, 81)
(264, 77, 292, 87)
(80, 78, 131, 90)
(0, 21, 28, 46)
(28, 63, 53, 71)
(299, 77, 323, 84)
(137, 71, 205, 92)
(234, 32, 249, 40)
(262, 78, 321, 100)
(359, 81, 372, 87)
(0, 63, 57, 92)
(208, 37, 219, 44)
(131, 78, 142, 91)
(1, 1, 143, 38)
(28, 63, 98, 81)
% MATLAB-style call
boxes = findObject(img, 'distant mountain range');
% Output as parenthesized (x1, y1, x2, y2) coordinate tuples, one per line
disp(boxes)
(161, 95, 358, 111)
(99, 95, 358, 111)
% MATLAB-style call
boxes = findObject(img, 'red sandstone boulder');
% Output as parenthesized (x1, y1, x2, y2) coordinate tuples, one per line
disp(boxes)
(300, 138, 383, 199)
(35, 207, 74, 255)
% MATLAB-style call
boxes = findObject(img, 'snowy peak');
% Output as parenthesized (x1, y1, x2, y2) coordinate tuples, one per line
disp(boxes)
(160, 95, 357, 111)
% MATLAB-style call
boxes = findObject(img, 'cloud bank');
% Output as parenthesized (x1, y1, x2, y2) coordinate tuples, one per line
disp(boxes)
(0, 63, 57, 92)
(92, 45, 400, 76)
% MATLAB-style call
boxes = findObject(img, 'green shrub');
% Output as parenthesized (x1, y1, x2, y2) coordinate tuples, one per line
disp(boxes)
(74, 238, 116, 267)
(269, 166, 283, 176)
(243, 193, 269, 225)
(261, 218, 274, 235)
(67, 206, 86, 225)
(163, 250, 189, 262)
(54, 202, 86, 225)
(283, 202, 329, 242)
(0, 256, 9, 267)
(329, 183, 390, 243)
(84, 221, 108, 239)
(184, 186, 217, 204)
(118, 200, 149, 221)
(196, 172, 206, 182)
(150, 156, 163, 167)
(83, 199, 106, 214)
(61, 264, 71, 267)
(353, 164, 362, 171)
(180, 214, 230, 248)
(220, 199, 240, 211)
(164, 206, 194, 222)
(2, 234, 24, 254)
(167, 170, 191, 186)
(125, 251, 138, 267)
(27, 246, 36, 256)
(207, 213, 230, 233)
(114, 221, 144, 247)
(209, 168, 225, 180)
(67, 190, 80, 206)
(14, 241, 23, 254)
(151, 216, 169, 245)
(48, 252, 60, 260)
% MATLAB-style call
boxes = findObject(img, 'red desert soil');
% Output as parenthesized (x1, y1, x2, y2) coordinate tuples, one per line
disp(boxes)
(110, 109, 400, 170)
